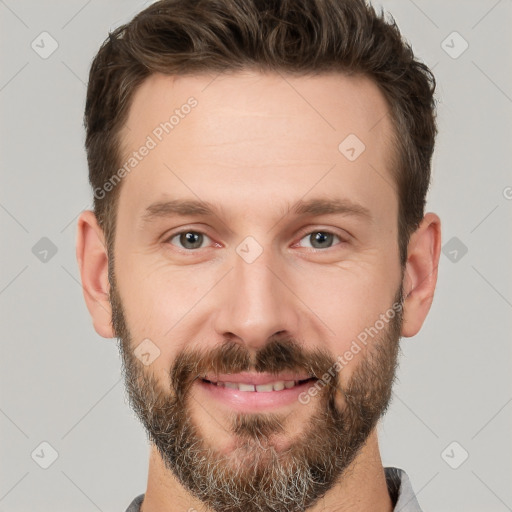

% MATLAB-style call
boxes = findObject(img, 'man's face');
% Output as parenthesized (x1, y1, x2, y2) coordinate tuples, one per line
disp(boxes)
(110, 71, 404, 511)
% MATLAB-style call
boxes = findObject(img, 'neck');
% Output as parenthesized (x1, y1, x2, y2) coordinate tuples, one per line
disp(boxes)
(140, 428, 393, 512)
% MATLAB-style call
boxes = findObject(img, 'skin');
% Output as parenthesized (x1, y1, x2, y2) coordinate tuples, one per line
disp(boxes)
(76, 70, 441, 511)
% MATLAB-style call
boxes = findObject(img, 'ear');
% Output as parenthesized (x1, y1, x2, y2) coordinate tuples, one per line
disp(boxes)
(75, 210, 114, 338)
(401, 212, 442, 338)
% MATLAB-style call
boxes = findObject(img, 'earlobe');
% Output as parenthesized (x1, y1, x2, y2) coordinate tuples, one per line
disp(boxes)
(401, 212, 442, 338)
(76, 210, 115, 338)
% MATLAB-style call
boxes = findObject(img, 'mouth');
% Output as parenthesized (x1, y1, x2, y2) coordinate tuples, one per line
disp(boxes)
(196, 373, 320, 411)
(201, 377, 317, 392)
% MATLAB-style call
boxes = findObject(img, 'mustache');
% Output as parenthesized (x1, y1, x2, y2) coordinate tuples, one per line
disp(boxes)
(169, 335, 340, 403)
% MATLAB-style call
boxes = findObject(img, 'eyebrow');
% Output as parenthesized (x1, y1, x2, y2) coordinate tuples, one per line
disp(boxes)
(140, 197, 372, 225)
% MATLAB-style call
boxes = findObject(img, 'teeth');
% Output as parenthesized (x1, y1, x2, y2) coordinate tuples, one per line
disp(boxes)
(239, 383, 256, 392)
(212, 380, 298, 392)
(255, 383, 274, 392)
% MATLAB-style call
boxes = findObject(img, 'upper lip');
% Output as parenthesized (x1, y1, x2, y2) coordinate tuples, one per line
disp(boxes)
(202, 372, 314, 385)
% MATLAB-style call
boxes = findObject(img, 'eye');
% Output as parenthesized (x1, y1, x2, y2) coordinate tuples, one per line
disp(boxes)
(164, 228, 345, 252)
(297, 230, 344, 250)
(166, 230, 212, 250)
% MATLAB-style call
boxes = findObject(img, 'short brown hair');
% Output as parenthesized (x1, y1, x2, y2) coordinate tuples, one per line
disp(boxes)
(84, 0, 437, 267)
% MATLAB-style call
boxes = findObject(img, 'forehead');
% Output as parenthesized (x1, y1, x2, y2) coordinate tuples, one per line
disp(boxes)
(117, 70, 396, 227)
(121, 70, 394, 154)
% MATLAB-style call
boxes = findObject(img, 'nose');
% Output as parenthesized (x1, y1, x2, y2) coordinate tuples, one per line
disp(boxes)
(212, 246, 301, 352)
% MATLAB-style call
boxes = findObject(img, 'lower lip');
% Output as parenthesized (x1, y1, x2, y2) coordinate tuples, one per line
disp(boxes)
(196, 378, 318, 412)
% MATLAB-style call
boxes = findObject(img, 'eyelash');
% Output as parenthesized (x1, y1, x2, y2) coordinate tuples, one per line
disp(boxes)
(164, 228, 347, 252)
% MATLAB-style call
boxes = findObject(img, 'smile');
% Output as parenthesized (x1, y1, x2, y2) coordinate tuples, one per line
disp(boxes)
(197, 374, 320, 412)
(201, 377, 316, 392)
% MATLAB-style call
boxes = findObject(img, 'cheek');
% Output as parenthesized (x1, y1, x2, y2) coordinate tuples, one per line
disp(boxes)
(115, 247, 195, 326)
(295, 257, 397, 324)
(290, 260, 399, 376)
(115, 262, 212, 366)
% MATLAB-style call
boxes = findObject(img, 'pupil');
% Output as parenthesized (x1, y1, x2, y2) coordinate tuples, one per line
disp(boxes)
(312, 232, 331, 248)
(182, 232, 202, 249)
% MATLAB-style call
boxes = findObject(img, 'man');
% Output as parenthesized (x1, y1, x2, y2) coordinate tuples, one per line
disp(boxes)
(76, 0, 441, 510)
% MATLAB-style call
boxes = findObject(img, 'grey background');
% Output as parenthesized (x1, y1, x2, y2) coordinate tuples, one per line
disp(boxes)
(1, 0, 511, 511)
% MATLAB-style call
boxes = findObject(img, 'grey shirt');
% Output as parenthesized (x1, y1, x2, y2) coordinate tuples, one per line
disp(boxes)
(125, 466, 423, 511)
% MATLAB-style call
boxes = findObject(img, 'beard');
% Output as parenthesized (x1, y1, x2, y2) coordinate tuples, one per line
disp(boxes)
(109, 266, 404, 512)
